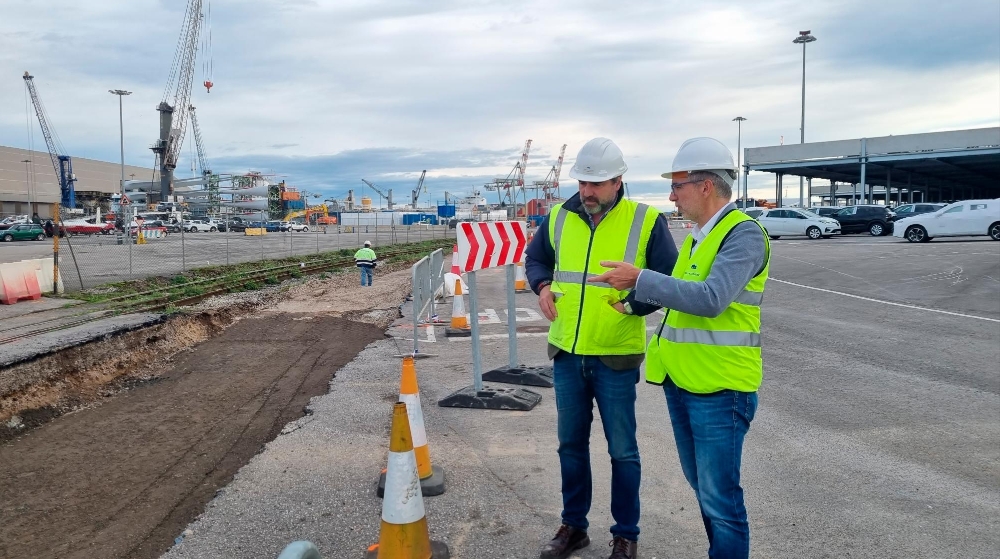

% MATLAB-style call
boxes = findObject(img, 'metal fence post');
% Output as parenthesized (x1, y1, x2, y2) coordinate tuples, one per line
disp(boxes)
(467, 271, 483, 391)
(505, 263, 517, 370)
(180, 222, 187, 272)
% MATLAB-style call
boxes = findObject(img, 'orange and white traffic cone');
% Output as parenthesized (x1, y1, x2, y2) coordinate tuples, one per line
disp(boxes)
(450, 244, 461, 276)
(378, 357, 445, 497)
(365, 403, 449, 559)
(445, 279, 471, 337)
(514, 261, 528, 292)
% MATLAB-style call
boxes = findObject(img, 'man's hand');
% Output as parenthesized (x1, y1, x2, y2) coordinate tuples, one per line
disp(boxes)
(538, 284, 558, 321)
(589, 261, 641, 290)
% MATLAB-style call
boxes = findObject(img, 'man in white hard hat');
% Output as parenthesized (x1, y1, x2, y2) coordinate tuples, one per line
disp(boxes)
(354, 240, 377, 286)
(590, 137, 770, 559)
(525, 137, 678, 559)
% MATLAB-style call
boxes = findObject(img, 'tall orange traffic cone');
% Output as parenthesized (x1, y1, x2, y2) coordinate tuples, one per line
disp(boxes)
(514, 261, 528, 292)
(445, 279, 471, 337)
(365, 403, 449, 559)
(378, 357, 445, 497)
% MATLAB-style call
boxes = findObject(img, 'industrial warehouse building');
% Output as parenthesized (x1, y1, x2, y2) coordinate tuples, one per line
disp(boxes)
(0, 145, 158, 219)
(743, 127, 1000, 207)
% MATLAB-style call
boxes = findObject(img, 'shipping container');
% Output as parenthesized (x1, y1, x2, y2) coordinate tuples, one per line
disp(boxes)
(437, 204, 457, 218)
(283, 199, 306, 210)
(281, 191, 301, 201)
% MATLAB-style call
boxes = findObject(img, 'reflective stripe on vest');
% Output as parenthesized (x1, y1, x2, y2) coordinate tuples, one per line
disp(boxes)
(645, 208, 770, 393)
(660, 326, 761, 347)
(547, 200, 658, 355)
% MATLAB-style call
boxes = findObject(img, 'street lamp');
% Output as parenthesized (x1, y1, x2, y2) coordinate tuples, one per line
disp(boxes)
(109, 89, 132, 205)
(793, 30, 816, 208)
(733, 116, 747, 207)
(21, 159, 32, 215)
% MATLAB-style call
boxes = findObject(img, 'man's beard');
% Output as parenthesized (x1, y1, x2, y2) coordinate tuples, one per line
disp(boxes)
(583, 197, 610, 215)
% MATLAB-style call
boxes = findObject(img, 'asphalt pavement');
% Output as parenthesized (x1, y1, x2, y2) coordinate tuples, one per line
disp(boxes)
(157, 232, 999, 558)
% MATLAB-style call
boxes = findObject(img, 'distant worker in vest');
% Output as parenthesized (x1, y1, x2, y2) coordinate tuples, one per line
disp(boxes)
(354, 241, 377, 286)
(590, 137, 770, 559)
(525, 137, 678, 559)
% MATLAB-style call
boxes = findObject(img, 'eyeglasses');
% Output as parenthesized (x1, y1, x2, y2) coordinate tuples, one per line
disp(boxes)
(670, 179, 705, 193)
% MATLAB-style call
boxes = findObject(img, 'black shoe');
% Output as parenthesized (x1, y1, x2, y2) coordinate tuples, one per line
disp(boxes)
(608, 536, 638, 559)
(540, 524, 590, 559)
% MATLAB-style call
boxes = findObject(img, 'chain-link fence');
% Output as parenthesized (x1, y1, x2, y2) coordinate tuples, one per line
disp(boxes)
(54, 223, 456, 291)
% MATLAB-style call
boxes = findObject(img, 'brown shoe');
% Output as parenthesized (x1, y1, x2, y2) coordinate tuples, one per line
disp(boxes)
(608, 536, 638, 559)
(540, 524, 590, 559)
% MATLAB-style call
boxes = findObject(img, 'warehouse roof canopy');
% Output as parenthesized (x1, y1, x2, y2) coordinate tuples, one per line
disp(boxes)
(744, 127, 1000, 196)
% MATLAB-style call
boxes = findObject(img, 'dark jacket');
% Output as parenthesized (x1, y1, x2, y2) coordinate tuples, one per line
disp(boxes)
(524, 187, 678, 317)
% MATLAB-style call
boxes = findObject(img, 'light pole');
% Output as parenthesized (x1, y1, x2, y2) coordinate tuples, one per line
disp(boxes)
(21, 159, 32, 216)
(109, 89, 132, 205)
(733, 116, 747, 207)
(793, 30, 816, 208)
(110, 89, 132, 278)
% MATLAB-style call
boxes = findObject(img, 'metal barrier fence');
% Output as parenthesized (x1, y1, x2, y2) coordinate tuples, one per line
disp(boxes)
(48, 224, 454, 290)
(409, 248, 445, 356)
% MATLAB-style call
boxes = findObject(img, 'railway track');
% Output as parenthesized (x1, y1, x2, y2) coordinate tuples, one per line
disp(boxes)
(0, 242, 451, 346)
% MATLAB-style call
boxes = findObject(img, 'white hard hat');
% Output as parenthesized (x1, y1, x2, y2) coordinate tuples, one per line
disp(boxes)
(364, 240, 371, 246)
(662, 137, 737, 186)
(568, 137, 628, 182)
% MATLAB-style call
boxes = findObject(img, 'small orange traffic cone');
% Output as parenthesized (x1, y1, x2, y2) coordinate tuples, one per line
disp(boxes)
(378, 357, 445, 497)
(514, 261, 528, 292)
(365, 403, 449, 559)
(450, 244, 461, 276)
(445, 279, 471, 337)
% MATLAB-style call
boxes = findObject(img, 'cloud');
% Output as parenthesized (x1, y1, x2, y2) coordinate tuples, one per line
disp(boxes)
(0, 0, 996, 213)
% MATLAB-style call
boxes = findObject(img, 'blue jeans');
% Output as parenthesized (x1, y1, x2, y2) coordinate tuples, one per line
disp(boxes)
(359, 267, 373, 286)
(553, 352, 640, 541)
(662, 375, 758, 559)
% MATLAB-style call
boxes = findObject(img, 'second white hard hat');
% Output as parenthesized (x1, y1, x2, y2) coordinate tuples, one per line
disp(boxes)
(662, 137, 737, 186)
(568, 137, 628, 182)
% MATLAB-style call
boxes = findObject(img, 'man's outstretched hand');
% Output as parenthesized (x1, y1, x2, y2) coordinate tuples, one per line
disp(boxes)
(589, 261, 641, 290)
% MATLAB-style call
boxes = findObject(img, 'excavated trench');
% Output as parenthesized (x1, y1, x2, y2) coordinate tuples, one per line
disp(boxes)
(0, 264, 415, 559)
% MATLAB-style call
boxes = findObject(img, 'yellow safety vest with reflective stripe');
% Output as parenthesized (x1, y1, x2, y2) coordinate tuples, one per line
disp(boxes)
(645, 209, 770, 393)
(547, 199, 660, 355)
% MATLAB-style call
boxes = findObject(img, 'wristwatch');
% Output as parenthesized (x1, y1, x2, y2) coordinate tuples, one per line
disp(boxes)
(622, 301, 633, 315)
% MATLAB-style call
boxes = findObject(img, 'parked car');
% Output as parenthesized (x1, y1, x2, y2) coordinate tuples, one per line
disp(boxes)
(743, 208, 764, 219)
(183, 220, 218, 232)
(754, 207, 841, 240)
(831, 205, 895, 236)
(286, 222, 310, 232)
(889, 203, 946, 222)
(893, 199, 1000, 243)
(0, 216, 29, 231)
(264, 221, 282, 232)
(62, 218, 117, 236)
(228, 220, 248, 233)
(808, 207, 842, 217)
(1, 223, 46, 242)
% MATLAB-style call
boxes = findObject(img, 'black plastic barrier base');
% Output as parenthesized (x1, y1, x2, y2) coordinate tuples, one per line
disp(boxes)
(366, 541, 450, 558)
(482, 365, 554, 388)
(377, 465, 446, 498)
(437, 385, 542, 411)
(444, 327, 472, 337)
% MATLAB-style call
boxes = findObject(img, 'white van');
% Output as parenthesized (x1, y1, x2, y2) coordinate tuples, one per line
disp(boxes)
(893, 199, 1000, 242)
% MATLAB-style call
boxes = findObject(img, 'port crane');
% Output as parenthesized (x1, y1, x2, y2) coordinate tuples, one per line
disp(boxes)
(361, 178, 393, 210)
(151, 0, 205, 202)
(485, 139, 531, 214)
(22, 71, 77, 209)
(411, 170, 427, 207)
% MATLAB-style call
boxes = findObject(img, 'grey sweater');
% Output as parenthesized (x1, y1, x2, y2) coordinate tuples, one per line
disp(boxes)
(635, 209, 768, 318)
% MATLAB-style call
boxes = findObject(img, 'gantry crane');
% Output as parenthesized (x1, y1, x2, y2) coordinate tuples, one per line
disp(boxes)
(411, 170, 427, 207)
(485, 139, 531, 214)
(23, 72, 77, 209)
(361, 178, 393, 210)
(151, 0, 204, 203)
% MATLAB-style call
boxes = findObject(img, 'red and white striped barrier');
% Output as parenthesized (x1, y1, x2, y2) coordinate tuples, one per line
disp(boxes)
(456, 221, 527, 272)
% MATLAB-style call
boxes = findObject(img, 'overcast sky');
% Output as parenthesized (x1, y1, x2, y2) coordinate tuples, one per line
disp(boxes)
(2, 0, 998, 210)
